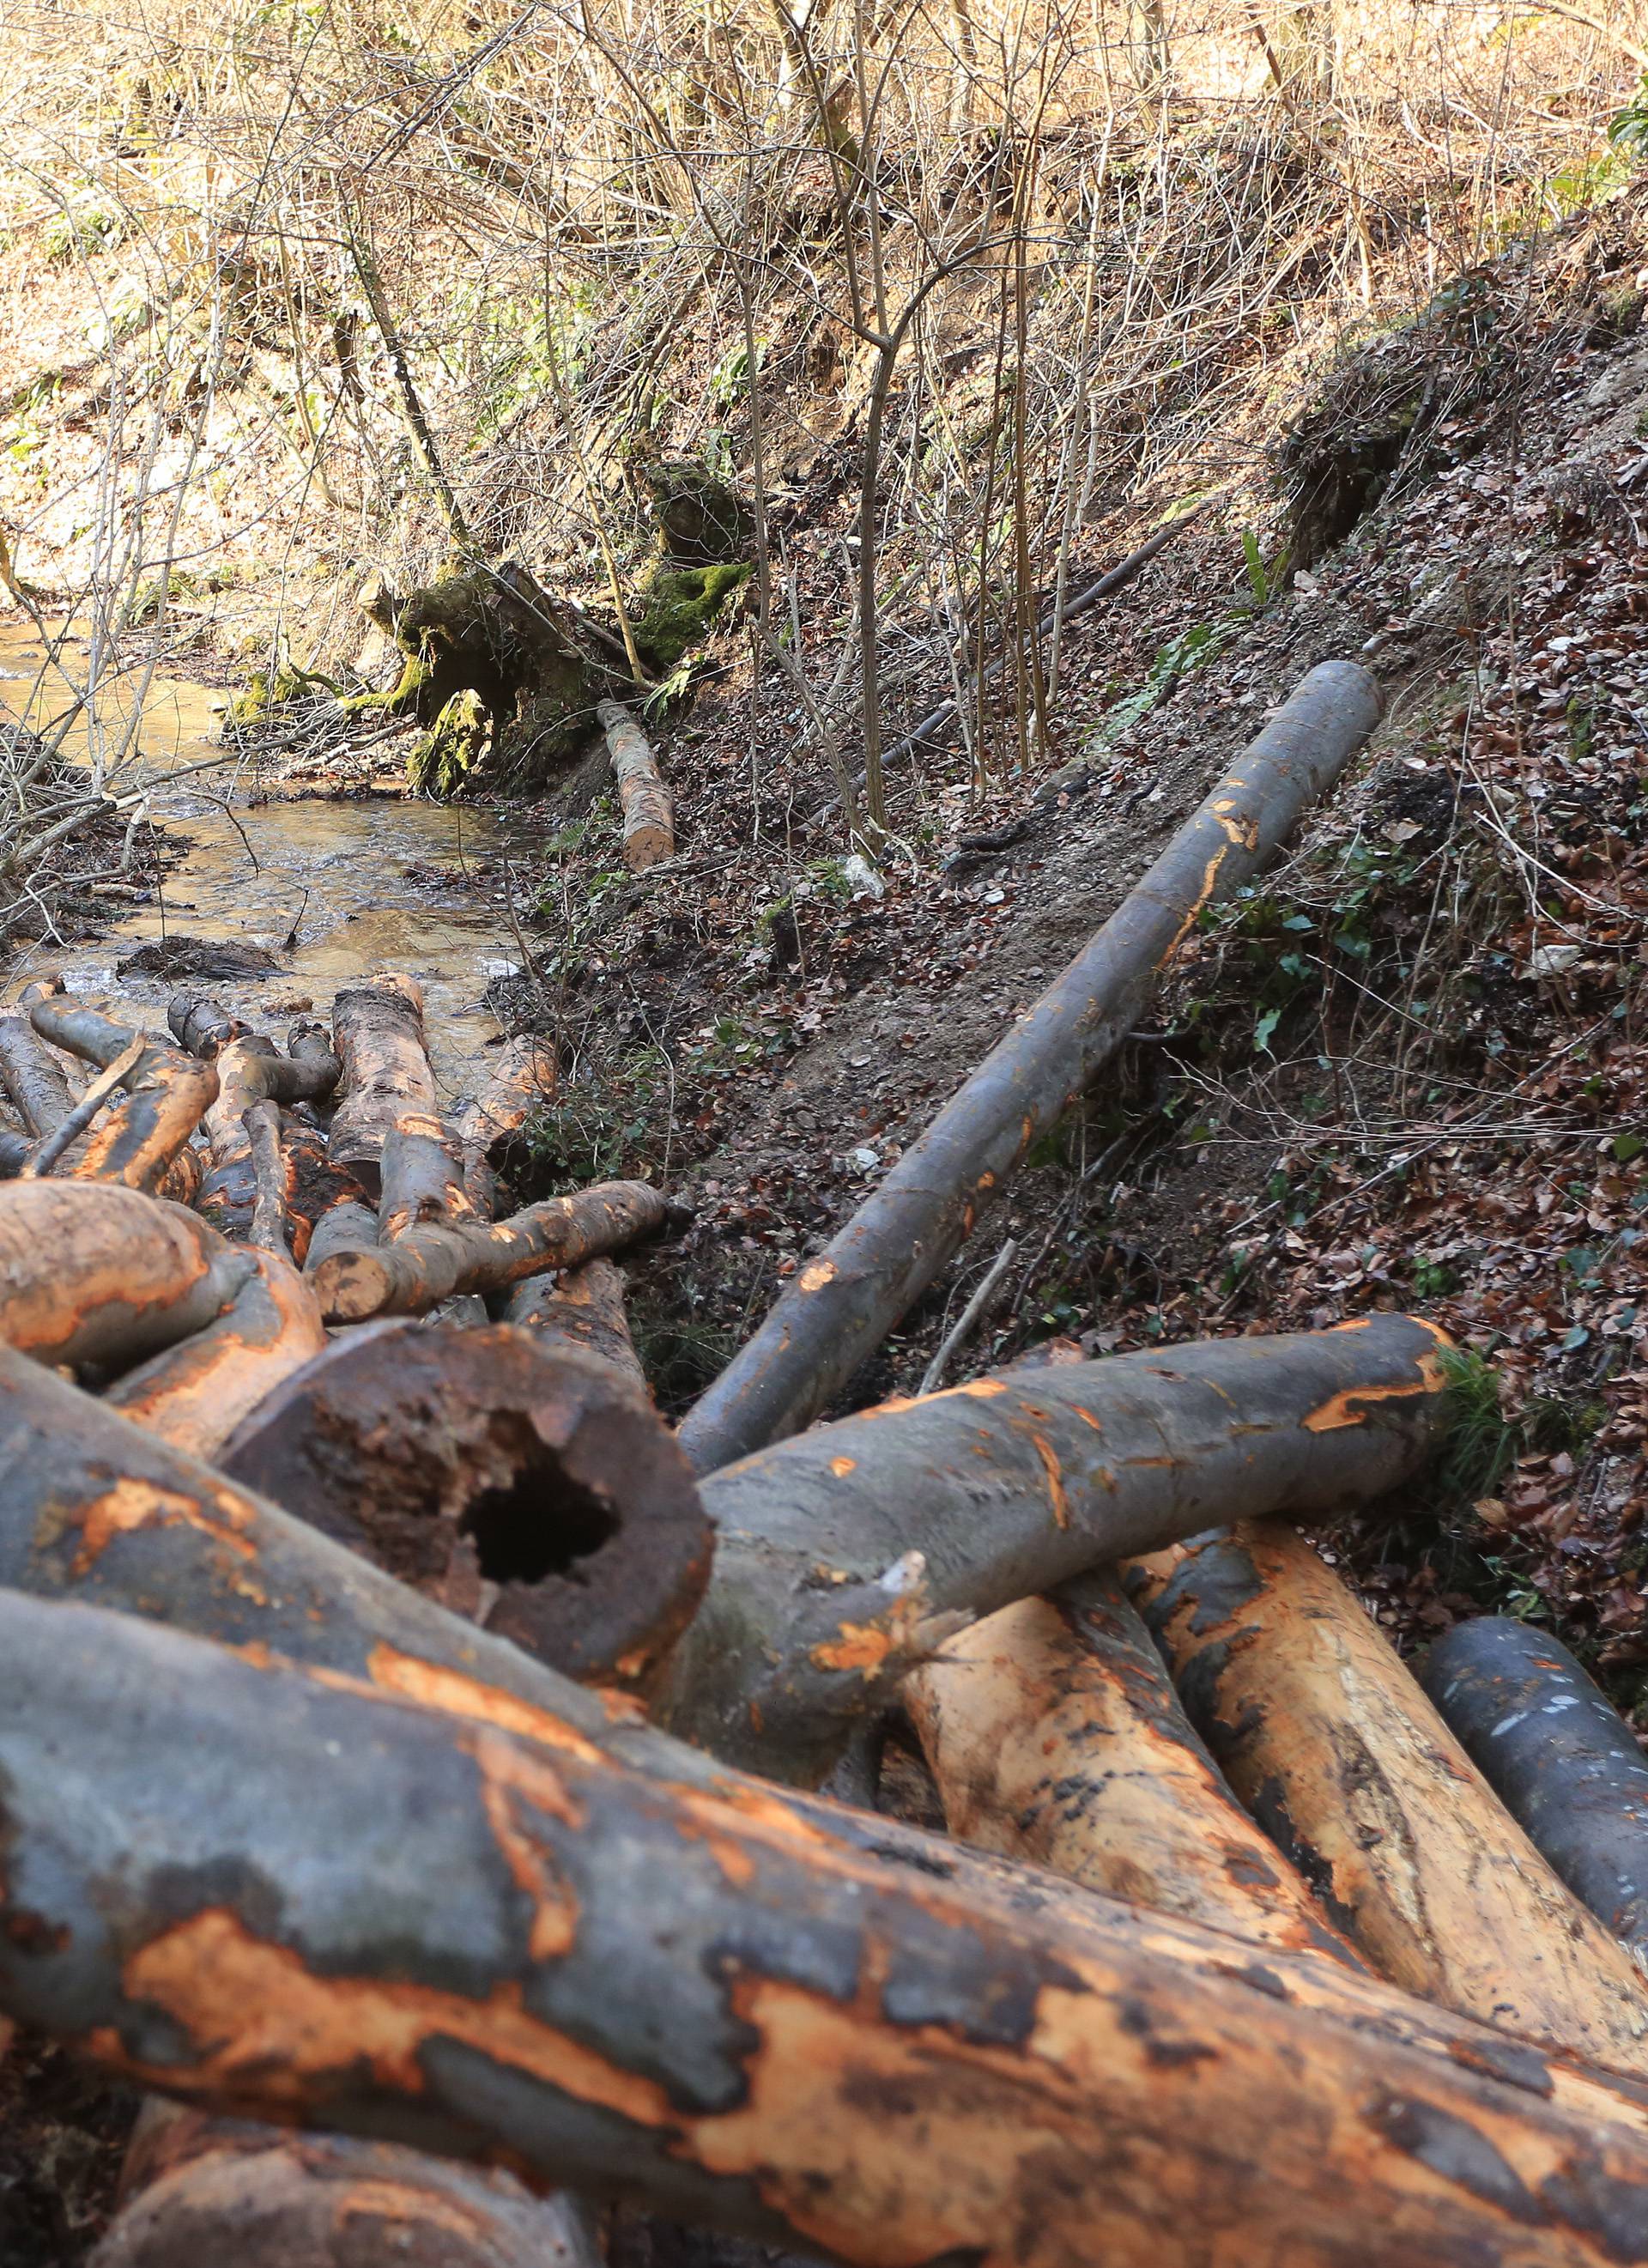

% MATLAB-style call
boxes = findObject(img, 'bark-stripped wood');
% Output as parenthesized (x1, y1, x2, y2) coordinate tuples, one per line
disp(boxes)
(104, 1249, 327, 1455)
(906, 1571, 1362, 1966)
(1423, 1617, 1648, 1963)
(311, 1180, 668, 1322)
(0, 1008, 76, 1136)
(217, 1324, 711, 1685)
(505, 1258, 647, 1391)
(10, 1588, 1648, 2268)
(1131, 1523, 1648, 2079)
(328, 974, 437, 1193)
(663, 1314, 1452, 1781)
(91, 2101, 604, 2268)
(21, 1035, 147, 1175)
(27, 1000, 217, 1192)
(193, 1027, 342, 1240)
(244, 1101, 286, 1252)
(680, 660, 1384, 1473)
(598, 698, 675, 870)
(379, 1112, 476, 1241)
(0, 1181, 248, 1368)
(454, 1035, 558, 1158)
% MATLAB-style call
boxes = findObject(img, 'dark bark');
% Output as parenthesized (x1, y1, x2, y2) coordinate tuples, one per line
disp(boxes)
(6, 1588, 1648, 2268)
(0, 1010, 76, 1137)
(0, 1181, 248, 1368)
(311, 1182, 669, 1321)
(244, 1100, 287, 1253)
(27, 1000, 217, 1192)
(1422, 1617, 1648, 1960)
(678, 659, 1384, 1474)
(1130, 1525, 1648, 2081)
(663, 1314, 1451, 1780)
(216, 1324, 712, 1688)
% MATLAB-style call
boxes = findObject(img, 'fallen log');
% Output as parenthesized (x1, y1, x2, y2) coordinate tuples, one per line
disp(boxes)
(27, 1000, 217, 1192)
(0, 1181, 249, 1368)
(311, 1180, 669, 1322)
(506, 1258, 648, 1391)
(91, 2101, 604, 2268)
(328, 974, 437, 1193)
(1130, 1523, 1648, 2080)
(21, 1034, 147, 1176)
(215, 1323, 712, 1686)
(0, 1008, 76, 1136)
(244, 1100, 287, 1252)
(597, 699, 674, 870)
(1423, 1617, 1648, 1963)
(379, 1112, 476, 1240)
(679, 659, 1384, 1474)
(905, 1571, 1363, 1967)
(662, 1314, 1451, 1780)
(301, 1195, 379, 1274)
(104, 1249, 328, 1455)
(0, 1128, 27, 1176)
(9, 1588, 1648, 2268)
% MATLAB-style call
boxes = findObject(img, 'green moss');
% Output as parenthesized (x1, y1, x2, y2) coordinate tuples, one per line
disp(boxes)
(408, 688, 488, 796)
(631, 561, 751, 672)
(227, 660, 310, 728)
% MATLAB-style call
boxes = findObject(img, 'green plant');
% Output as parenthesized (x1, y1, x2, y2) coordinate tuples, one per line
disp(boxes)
(1436, 1345, 1515, 1501)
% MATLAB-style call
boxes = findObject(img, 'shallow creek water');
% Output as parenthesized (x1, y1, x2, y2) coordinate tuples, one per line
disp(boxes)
(0, 622, 542, 1100)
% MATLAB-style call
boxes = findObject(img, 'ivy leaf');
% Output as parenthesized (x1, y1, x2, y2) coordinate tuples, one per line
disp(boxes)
(1254, 1006, 1281, 1054)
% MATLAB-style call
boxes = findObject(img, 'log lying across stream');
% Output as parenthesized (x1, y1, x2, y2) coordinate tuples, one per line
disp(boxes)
(9, 655, 1648, 2267)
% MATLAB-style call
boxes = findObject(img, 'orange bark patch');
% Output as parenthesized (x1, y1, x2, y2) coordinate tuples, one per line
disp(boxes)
(798, 1260, 837, 1293)
(1031, 1438, 1070, 1530)
(830, 1457, 857, 1477)
(67, 1479, 258, 1578)
(471, 1731, 581, 1961)
(365, 1646, 607, 1765)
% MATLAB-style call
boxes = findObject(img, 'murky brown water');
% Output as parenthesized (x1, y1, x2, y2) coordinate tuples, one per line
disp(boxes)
(0, 622, 540, 1101)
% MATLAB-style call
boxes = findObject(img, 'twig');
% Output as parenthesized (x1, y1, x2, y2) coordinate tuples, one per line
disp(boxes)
(21, 1035, 146, 1178)
(920, 1237, 1017, 1394)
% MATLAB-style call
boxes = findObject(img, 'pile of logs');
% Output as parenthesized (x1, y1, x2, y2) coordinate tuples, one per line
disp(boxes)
(4, 660, 1648, 2268)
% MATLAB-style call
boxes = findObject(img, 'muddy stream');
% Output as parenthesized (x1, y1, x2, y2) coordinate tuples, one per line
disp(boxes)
(1, 622, 542, 1098)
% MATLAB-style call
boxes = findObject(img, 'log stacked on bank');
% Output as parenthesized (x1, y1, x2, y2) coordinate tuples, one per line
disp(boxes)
(11, 662, 1648, 2267)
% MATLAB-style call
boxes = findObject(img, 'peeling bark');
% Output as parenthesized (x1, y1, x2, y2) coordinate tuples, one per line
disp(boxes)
(104, 1248, 328, 1455)
(311, 1181, 669, 1322)
(906, 1571, 1363, 1966)
(679, 660, 1384, 1473)
(329, 975, 437, 1195)
(379, 1113, 477, 1242)
(1423, 1618, 1648, 1963)
(28, 1000, 217, 1192)
(663, 1314, 1451, 1781)
(506, 1258, 648, 1392)
(0, 1181, 248, 1368)
(7, 1588, 1648, 2268)
(91, 2102, 604, 2268)
(1130, 1524, 1648, 2080)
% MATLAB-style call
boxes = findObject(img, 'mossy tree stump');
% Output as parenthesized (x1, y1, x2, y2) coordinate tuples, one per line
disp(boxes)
(346, 558, 596, 792)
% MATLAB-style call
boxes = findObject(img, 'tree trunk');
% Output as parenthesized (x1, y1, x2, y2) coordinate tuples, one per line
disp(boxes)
(91, 2105, 604, 2268)
(214, 1324, 712, 1689)
(505, 1258, 648, 1392)
(0, 1008, 76, 1136)
(103, 1248, 328, 1455)
(6, 1586, 1648, 2268)
(327, 975, 437, 1194)
(598, 700, 675, 870)
(679, 660, 1384, 1474)
(28, 999, 217, 1192)
(1422, 1617, 1648, 1963)
(378, 1113, 476, 1241)
(0, 1181, 247, 1368)
(311, 1181, 668, 1322)
(1130, 1524, 1648, 2080)
(663, 1314, 1451, 1781)
(905, 1570, 1362, 1967)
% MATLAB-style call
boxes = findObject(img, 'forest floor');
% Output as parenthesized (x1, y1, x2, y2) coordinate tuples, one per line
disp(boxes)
(495, 185, 1648, 1701)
